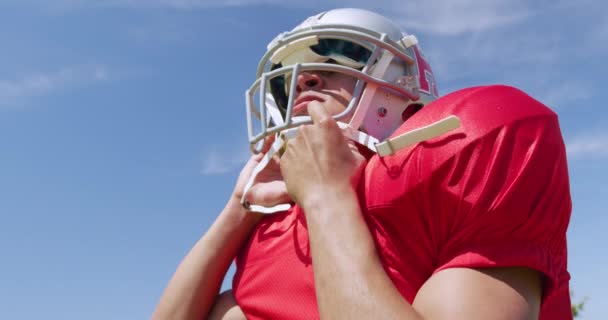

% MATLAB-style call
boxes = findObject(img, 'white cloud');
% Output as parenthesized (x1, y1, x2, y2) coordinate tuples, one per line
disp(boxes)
(537, 81, 593, 110)
(0, 75, 53, 100)
(129, 0, 532, 35)
(61, 0, 288, 10)
(201, 145, 250, 175)
(588, 15, 608, 53)
(126, 23, 196, 44)
(94, 66, 108, 81)
(5, 0, 533, 35)
(389, 0, 530, 35)
(0, 65, 109, 107)
(567, 132, 608, 159)
(425, 29, 564, 87)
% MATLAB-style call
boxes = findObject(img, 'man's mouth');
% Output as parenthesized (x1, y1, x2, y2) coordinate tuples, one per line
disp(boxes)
(292, 95, 325, 116)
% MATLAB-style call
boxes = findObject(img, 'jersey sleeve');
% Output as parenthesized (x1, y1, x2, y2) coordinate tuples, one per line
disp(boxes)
(423, 111, 571, 301)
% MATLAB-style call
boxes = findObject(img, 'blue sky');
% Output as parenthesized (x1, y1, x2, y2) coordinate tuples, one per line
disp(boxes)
(0, 0, 606, 319)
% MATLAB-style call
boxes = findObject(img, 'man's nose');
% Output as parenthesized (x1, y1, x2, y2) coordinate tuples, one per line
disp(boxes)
(295, 72, 324, 93)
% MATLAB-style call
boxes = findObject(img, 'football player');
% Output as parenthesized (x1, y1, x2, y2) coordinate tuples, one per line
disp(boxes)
(153, 8, 572, 320)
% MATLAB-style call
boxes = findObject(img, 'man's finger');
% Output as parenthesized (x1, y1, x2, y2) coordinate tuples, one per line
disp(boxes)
(307, 101, 332, 124)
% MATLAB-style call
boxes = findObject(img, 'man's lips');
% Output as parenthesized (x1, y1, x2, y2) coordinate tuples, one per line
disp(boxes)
(292, 96, 325, 116)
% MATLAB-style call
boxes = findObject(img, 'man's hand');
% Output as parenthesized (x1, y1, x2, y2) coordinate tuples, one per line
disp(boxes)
(280, 101, 367, 209)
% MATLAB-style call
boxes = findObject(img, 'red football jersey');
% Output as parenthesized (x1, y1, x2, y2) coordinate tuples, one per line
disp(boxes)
(233, 85, 572, 319)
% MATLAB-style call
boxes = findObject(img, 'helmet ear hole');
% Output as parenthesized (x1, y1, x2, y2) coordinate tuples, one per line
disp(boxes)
(401, 103, 423, 122)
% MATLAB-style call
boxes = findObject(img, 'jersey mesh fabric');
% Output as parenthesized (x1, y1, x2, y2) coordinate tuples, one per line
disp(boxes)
(233, 206, 318, 320)
(233, 85, 572, 319)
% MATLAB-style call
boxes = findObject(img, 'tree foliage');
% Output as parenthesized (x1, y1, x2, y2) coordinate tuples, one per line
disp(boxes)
(571, 293, 588, 318)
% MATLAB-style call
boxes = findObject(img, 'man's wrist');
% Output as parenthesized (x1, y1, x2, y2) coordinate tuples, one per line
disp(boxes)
(300, 183, 358, 217)
(222, 196, 263, 227)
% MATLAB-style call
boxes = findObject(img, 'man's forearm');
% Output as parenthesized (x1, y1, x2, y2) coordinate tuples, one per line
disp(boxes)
(302, 186, 423, 320)
(152, 199, 259, 320)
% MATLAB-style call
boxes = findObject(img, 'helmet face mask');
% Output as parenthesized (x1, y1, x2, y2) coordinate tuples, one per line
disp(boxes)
(245, 8, 439, 154)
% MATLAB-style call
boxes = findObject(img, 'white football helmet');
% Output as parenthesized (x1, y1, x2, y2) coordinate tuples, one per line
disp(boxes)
(242, 8, 459, 214)
(245, 8, 440, 154)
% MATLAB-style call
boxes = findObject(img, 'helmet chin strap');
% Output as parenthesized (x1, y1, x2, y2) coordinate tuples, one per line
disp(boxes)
(241, 95, 292, 214)
(240, 135, 292, 214)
